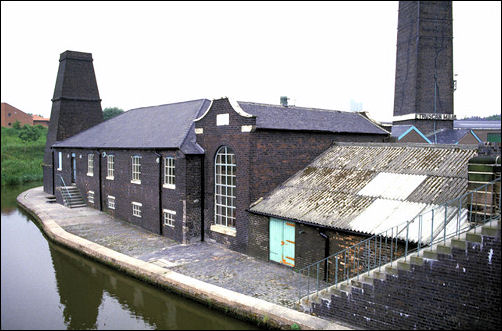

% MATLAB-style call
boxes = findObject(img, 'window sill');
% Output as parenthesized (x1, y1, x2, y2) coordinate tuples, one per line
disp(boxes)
(106, 176, 114, 180)
(87, 173, 93, 177)
(163, 183, 176, 190)
(131, 180, 141, 185)
(210, 224, 236, 237)
(57, 168, 62, 171)
(164, 224, 175, 228)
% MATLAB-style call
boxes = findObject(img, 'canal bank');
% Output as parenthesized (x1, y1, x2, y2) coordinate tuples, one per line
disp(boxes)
(17, 187, 352, 330)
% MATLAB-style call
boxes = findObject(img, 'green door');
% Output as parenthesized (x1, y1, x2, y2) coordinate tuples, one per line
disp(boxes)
(269, 218, 295, 267)
(269, 218, 283, 263)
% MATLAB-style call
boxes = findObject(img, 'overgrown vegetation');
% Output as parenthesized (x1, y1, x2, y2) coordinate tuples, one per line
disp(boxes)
(1, 122, 47, 186)
(103, 107, 124, 121)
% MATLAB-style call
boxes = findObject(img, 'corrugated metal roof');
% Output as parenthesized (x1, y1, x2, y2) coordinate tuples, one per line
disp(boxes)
(249, 143, 477, 239)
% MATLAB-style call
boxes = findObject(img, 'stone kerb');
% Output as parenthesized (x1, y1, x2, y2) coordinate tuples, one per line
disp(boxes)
(17, 187, 348, 331)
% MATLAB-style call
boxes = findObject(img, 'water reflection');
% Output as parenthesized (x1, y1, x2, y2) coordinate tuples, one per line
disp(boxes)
(1, 183, 258, 330)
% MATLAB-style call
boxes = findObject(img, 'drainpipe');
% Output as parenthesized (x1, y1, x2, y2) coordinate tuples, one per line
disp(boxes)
(154, 150, 163, 236)
(98, 150, 103, 211)
(200, 154, 205, 242)
(319, 231, 329, 281)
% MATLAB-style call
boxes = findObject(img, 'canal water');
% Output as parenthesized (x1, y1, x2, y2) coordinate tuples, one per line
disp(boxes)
(1, 182, 259, 330)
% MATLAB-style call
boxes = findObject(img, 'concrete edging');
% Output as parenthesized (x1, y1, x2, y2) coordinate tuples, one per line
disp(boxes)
(17, 187, 350, 330)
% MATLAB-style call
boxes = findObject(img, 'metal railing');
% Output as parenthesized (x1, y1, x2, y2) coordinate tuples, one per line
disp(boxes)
(56, 174, 73, 207)
(296, 177, 501, 303)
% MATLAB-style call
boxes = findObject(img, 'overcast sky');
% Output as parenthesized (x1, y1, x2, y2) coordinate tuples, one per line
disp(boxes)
(1, 1, 500, 122)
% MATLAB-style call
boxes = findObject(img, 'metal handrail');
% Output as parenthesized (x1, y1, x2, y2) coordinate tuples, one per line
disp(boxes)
(296, 177, 501, 303)
(56, 174, 73, 207)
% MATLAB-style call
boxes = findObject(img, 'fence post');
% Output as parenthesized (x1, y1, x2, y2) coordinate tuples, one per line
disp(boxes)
(431, 209, 434, 247)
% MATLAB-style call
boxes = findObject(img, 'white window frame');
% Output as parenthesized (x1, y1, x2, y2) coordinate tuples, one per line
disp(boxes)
(214, 146, 236, 229)
(87, 153, 94, 176)
(216, 113, 229, 126)
(107, 195, 115, 210)
(131, 155, 141, 184)
(163, 209, 176, 227)
(163, 157, 175, 189)
(57, 152, 62, 171)
(107, 154, 115, 180)
(132, 201, 142, 218)
(88, 190, 95, 204)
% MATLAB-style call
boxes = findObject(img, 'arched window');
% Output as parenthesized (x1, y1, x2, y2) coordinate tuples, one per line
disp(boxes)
(215, 146, 236, 228)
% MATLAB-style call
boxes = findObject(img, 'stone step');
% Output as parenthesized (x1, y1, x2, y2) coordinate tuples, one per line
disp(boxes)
(385, 266, 398, 276)
(362, 275, 375, 285)
(397, 261, 411, 272)
(437, 245, 452, 255)
(465, 233, 482, 243)
(373, 271, 387, 280)
(339, 283, 352, 293)
(423, 250, 438, 260)
(69, 204, 87, 208)
(482, 226, 499, 237)
(451, 239, 467, 250)
(410, 256, 424, 266)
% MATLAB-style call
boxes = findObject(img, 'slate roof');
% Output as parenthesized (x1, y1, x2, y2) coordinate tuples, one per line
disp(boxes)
(237, 102, 388, 135)
(249, 142, 478, 241)
(426, 129, 476, 144)
(53, 97, 389, 153)
(53, 99, 211, 153)
(390, 124, 413, 138)
(454, 120, 501, 130)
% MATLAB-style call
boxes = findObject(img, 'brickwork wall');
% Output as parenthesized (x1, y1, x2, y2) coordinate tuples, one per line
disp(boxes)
(393, 1, 454, 135)
(247, 213, 405, 273)
(313, 231, 501, 329)
(53, 147, 197, 241)
(1, 103, 33, 127)
(196, 98, 387, 254)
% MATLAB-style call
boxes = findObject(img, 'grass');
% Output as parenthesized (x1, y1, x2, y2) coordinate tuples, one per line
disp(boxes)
(1, 125, 47, 186)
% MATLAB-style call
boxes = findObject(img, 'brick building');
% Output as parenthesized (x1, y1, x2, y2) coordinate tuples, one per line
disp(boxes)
(1, 102, 33, 127)
(248, 143, 478, 270)
(392, 1, 455, 135)
(44, 50, 390, 252)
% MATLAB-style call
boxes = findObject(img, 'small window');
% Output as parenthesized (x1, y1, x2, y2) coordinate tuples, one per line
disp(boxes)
(131, 156, 141, 184)
(57, 152, 63, 171)
(216, 113, 229, 126)
(163, 209, 176, 227)
(108, 196, 115, 210)
(132, 202, 142, 218)
(88, 191, 95, 204)
(107, 155, 115, 179)
(163, 157, 175, 189)
(87, 154, 94, 176)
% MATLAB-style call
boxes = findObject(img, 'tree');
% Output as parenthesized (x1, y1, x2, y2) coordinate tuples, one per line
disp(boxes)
(12, 121, 21, 130)
(18, 125, 41, 151)
(103, 107, 124, 121)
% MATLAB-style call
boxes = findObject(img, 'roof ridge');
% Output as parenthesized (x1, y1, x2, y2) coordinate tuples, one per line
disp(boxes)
(127, 98, 210, 112)
(238, 100, 347, 113)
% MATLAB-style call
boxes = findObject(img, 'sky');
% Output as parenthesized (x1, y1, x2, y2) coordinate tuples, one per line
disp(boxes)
(1, 1, 501, 122)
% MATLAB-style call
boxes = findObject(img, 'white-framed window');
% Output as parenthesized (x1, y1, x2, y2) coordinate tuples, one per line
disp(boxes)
(163, 157, 175, 189)
(163, 209, 176, 227)
(57, 152, 63, 170)
(88, 191, 94, 204)
(216, 113, 229, 126)
(108, 195, 115, 210)
(131, 155, 141, 184)
(107, 154, 115, 180)
(214, 146, 236, 228)
(132, 202, 142, 218)
(87, 154, 94, 176)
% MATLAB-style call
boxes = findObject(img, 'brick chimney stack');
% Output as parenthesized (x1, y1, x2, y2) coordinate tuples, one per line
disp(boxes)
(392, 1, 454, 135)
(43, 51, 104, 194)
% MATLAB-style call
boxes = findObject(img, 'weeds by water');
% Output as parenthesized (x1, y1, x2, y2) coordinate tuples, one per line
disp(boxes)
(1, 125, 47, 186)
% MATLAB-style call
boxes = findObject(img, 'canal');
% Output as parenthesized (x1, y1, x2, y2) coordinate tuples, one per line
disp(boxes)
(1, 182, 259, 330)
